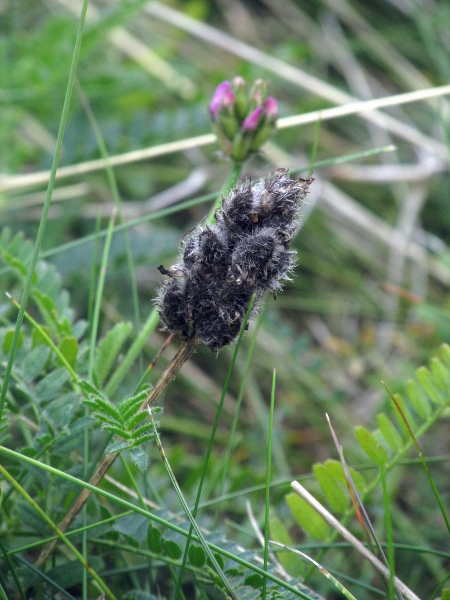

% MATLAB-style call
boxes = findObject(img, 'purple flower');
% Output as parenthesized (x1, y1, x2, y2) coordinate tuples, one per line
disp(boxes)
(209, 81, 232, 121)
(242, 105, 264, 131)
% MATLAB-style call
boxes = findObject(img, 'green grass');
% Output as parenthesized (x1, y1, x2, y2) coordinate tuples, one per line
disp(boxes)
(0, 1, 449, 599)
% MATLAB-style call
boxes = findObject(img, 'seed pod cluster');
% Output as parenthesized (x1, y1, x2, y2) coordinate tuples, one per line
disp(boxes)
(156, 169, 313, 353)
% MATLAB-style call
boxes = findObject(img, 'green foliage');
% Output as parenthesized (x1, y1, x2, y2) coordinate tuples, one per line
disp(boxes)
(312, 463, 349, 513)
(269, 516, 304, 578)
(355, 425, 389, 465)
(286, 493, 330, 541)
(94, 321, 133, 387)
(283, 345, 450, 582)
(2, 0, 449, 597)
(81, 381, 158, 465)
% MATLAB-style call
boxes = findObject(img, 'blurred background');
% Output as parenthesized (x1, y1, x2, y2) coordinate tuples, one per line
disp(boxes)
(1, 0, 449, 597)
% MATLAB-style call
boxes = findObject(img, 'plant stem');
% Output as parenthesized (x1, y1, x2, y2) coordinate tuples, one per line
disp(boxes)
(35, 335, 199, 568)
(206, 160, 243, 224)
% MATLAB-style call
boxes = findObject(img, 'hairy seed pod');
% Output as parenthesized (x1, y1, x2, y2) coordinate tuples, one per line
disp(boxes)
(156, 169, 313, 352)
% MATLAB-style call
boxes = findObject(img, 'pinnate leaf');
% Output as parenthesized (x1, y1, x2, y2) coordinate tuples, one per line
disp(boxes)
(323, 459, 366, 491)
(188, 544, 207, 568)
(417, 366, 444, 404)
(377, 413, 403, 451)
(59, 336, 78, 368)
(313, 463, 348, 513)
(129, 447, 148, 470)
(163, 539, 182, 560)
(269, 516, 304, 577)
(286, 492, 330, 540)
(354, 426, 388, 465)
(430, 357, 450, 389)
(406, 379, 431, 419)
(35, 367, 70, 402)
(147, 525, 163, 553)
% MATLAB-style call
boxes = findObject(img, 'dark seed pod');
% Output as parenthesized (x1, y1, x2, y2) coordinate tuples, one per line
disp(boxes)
(156, 169, 313, 352)
(157, 278, 190, 337)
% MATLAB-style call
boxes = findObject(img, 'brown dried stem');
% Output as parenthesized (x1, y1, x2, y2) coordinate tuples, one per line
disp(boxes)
(35, 335, 199, 568)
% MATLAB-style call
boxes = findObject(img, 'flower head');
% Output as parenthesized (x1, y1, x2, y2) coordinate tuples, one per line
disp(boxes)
(209, 81, 232, 121)
(209, 77, 278, 162)
(156, 170, 313, 353)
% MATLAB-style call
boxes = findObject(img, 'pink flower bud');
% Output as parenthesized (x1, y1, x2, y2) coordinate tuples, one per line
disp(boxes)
(222, 90, 235, 110)
(242, 106, 264, 132)
(232, 76, 246, 89)
(209, 81, 232, 121)
(264, 97, 278, 119)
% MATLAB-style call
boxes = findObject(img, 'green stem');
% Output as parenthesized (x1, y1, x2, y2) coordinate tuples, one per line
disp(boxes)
(206, 160, 243, 224)
(0, 444, 314, 599)
(148, 408, 237, 599)
(0, 0, 89, 422)
(175, 295, 255, 598)
(0, 462, 117, 600)
(213, 309, 264, 523)
(380, 465, 395, 599)
(263, 369, 276, 598)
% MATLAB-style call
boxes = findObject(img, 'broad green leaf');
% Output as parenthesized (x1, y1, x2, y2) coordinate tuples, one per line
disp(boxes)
(52, 428, 85, 456)
(34, 262, 62, 298)
(163, 539, 182, 560)
(440, 589, 450, 600)
(16, 501, 49, 534)
(354, 426, 388, 465)
(406, 379, 431, 419)
(32, 289, 59, 325)
(377, 413, 403, 451)
(286, 492, 330, 540)
(188, 544, 206, 568)
(114, 515, 148, 545)
(32, 325, 52, 348)
(207, 553, 224, 570)
(129, 447, 148, 470)
(34, 367, 70, 402)
(59, 336, 78, 368)
(45, 393, 81, 430)
(3, 330, 23, 353)
(245, 573, 264, 589)
(47, 558, 103, 589)
(72, 319, 88, 340)
(22, 346, 51, 383)
(417, 366, 444, 404)
(441, 344, 450, 368)
(147, 525, 163, 553)
(94, 321, 133, 387)
(70, 415, 94, 432)
(323, 459, 366, 491)
(269, 515, 304, 577)
(430, 357, 450, 390)
(313, 463, 348, 513)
